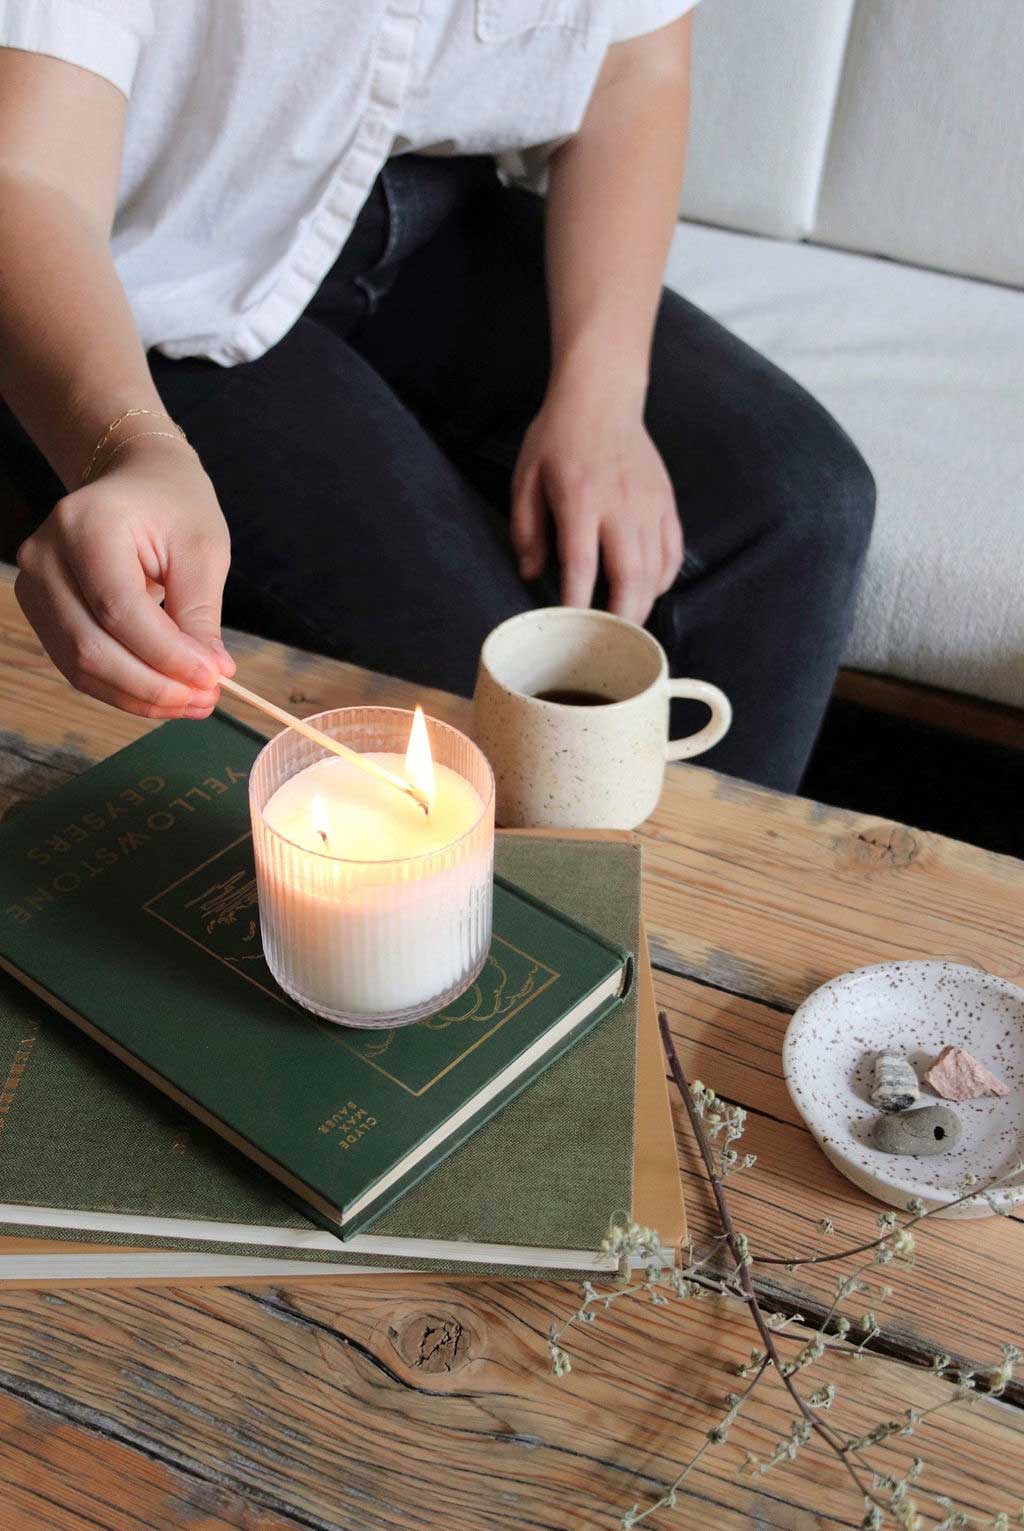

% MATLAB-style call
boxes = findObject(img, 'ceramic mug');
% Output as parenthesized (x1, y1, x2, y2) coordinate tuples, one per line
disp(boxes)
(472, 607, 732, 829)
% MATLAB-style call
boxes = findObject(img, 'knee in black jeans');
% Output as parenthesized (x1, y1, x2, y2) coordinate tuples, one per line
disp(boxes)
(750, 394, 876, 573)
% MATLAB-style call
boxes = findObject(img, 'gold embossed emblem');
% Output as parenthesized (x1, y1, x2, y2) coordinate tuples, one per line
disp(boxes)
(145, 834, 560, 1096)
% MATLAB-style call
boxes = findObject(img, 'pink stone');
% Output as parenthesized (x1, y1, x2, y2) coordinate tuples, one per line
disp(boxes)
(923, 1045, 1009, 1101)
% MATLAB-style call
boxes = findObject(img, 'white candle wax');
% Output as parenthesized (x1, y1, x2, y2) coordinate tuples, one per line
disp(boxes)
(264, 754, 481, 860)
(257, 752, 491, 1021)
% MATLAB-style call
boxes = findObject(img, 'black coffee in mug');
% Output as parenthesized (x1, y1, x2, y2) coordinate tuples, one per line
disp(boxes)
(533, 688, 613, 706)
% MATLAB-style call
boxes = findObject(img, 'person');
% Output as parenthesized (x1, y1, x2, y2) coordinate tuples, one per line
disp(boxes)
(0, 1, 875, 793)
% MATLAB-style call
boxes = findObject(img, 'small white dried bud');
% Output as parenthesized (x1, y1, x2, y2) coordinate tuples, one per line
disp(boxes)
(549, 1342, 572, 1377)
(988, 1344, 1022, 1393)
(892, 1229, 916, 1259)
(894, 1498, 924, 1531)
(765, 1310, 804, 1331)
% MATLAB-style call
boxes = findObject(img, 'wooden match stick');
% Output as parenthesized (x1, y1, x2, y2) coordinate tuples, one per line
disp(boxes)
(217, 675, 430, 815)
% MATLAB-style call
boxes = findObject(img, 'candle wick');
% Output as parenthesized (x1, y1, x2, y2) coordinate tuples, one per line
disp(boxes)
(317, 828, 329, 848)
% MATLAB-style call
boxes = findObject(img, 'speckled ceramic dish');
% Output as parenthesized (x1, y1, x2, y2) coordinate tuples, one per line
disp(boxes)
(782, 962, 1024, 1219)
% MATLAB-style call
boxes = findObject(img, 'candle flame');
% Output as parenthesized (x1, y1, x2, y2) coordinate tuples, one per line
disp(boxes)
(404, 705, 435, 808)
(311, 793, 329, 846)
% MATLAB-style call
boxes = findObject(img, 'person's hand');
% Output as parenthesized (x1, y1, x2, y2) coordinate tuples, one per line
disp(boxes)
(15, 435, 235, 718)
(511, 382, 683, 625)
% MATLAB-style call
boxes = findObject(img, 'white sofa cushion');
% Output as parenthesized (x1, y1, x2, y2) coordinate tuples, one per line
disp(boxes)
(682, 0, 855, 241)
(664, 221, 1024, 708)
(813, 0, 1024, 288)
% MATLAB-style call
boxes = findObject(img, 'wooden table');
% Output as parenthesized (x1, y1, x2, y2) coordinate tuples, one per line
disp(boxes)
(0, 563, 1021, 1531)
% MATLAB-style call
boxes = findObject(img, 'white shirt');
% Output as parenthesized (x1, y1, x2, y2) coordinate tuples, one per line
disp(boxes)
(0, 0, 697, 364)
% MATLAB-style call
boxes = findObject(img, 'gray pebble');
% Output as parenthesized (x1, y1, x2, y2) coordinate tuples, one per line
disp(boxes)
(869, 1105, 961, 1156)
(871, 1052, 920, 1113)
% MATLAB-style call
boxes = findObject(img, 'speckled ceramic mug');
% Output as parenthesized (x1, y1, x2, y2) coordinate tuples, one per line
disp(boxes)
(473, 608, 732, 829)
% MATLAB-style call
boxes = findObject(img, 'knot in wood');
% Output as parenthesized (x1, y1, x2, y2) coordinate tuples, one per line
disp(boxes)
(845, 824, 919, 868)
(389, 1310, 478, 1374)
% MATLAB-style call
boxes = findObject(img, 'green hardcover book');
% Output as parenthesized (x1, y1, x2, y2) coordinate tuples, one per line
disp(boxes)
(0, 833, 646, 1279)
(0, 716, 631, 1238)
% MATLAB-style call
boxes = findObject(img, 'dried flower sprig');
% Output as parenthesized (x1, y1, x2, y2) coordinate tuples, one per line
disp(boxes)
(545, 1012, 1023, 1529)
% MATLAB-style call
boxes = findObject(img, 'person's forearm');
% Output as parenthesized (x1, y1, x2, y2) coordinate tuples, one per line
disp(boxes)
(544, 15, 691, 408)
(3, 49, 233, 721)
(0, 176, 163, 490)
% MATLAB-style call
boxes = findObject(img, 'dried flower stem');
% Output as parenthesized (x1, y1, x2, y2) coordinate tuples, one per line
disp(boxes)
(753, 1166, 1023, 1269)
(549, 1016, 1021, 1528)
(658, 1012, 880, 1508)
(622, 1361, 770, 1528)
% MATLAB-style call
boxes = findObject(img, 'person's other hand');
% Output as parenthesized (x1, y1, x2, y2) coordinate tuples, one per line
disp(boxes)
(15, 436, 235, 718)
(512, 383, 682, 625)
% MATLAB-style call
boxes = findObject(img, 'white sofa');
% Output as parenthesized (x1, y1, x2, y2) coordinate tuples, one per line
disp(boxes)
(664, 0, 1023, 709)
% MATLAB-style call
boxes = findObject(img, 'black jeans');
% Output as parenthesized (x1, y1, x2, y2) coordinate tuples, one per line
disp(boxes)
(5, 156, 875, 791)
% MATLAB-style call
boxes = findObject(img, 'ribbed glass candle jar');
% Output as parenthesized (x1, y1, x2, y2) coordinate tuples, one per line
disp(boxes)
(250, 707, 495, 1028)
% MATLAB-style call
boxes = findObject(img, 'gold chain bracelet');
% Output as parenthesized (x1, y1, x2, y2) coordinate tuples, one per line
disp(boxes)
(82, 429, 195, 484)
(80, 408, 188, 486)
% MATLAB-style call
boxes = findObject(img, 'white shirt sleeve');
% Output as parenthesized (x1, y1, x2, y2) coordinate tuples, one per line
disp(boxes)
(0, 0, 153, 96)
(611, 0, 701, 43)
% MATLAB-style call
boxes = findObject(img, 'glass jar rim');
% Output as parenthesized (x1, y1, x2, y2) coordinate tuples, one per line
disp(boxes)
(251, 705, 495, 866)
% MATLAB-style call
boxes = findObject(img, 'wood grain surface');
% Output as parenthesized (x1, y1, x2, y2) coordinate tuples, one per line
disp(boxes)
(1, 564, 1021, 1531)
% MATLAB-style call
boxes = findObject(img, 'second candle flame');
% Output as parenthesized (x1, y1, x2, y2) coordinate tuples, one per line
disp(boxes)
(404, 705, 435, 810)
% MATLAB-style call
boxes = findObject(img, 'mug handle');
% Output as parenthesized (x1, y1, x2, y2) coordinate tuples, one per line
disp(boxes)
(665, 679, 732, 761)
